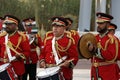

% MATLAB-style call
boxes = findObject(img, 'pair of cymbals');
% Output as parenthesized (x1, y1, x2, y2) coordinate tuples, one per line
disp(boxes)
(78, 33, 97, 59)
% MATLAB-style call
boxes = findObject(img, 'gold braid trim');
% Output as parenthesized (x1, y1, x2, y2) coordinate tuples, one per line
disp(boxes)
(107, 37, 119, 62)
(8, 37, 22, 51)
(97, 34, 115, 50)
(70, 30, 76, 36)
(14, 31, 28, 50)
(97, 39, 110, 50)
(65, 31, 75, 44)
(15, 36, 22, 50)
(18, 31, 26, 41)
(97, 34, 119, 62)
(44, 31, 53, 45)
(36, 33, 41, 37)
(108, 34, 114, 44)
(45, 31, 53, 38)
(55, 39, 72, 52)
(0, 31, 7, 37)
(44, 36, 52, 45)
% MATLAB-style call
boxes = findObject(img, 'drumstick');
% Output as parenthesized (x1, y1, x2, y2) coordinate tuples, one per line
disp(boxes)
(58, 58, 74, 67)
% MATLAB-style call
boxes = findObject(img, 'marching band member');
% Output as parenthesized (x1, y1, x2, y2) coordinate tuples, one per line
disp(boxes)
(88, 12, 120, 80)
(65, 17, 80, 46)
(0, 17, 4, 31)
(39, 16, 79, 80)
(0, 15, 30, 80)
(108, 23, 117, 35)
(22, 18, 43, 80)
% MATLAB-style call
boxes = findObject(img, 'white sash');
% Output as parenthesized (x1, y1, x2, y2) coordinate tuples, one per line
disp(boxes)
(52, 37, 67, 65)
(5, 34, 16, 62)
(52, 37, 60, 65)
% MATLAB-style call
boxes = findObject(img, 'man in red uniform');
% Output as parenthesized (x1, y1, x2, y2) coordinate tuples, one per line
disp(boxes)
(22, 18, 43, 80)
(0, 15, 30, 80)
(108, 23, 117, 35)
(88, 12, 120, 80)
(108, 23, 120, 79)
(39, 16, 79, 80)
(64, 17, 80, 46)
(0, 17, 4, 30)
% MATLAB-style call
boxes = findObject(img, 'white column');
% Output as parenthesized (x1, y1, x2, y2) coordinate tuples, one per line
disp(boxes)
(95, 0, 106, 30)
(100, 0, 106, 13)
(78, 0, 92, 32)
(95, 0, 106, 13)
(111, 0, 120, 31)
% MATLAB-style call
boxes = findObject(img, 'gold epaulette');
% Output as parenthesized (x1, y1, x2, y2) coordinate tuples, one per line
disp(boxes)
(107, 34, 116, 44)
(70, 30, 77, 36)
(44, 31, 53, 45)
(44, 36, 52, 45)
(65, 31, 75, 44)
(97, 34, 115, 50)
(18, 31, 26, 41)
(106, 34, 119, 62)
(35, 33, 40, 37)
(45, 31, 53, 38)
(0, 31, 7, 37)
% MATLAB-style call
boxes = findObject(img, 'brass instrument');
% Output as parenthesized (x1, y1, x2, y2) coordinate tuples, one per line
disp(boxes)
(78, 33, 97, 59)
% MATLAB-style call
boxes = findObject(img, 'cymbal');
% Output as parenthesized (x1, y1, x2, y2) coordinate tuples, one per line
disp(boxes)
(78, 33, 97, 59)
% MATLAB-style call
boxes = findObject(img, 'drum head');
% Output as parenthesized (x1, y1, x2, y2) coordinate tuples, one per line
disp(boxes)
(37, 66, 60, 78)
(78, 33, 97, 59)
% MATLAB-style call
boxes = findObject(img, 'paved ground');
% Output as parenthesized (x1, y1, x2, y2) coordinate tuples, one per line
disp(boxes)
(73, 69, 90, 80)
(73, 59, 91, 80)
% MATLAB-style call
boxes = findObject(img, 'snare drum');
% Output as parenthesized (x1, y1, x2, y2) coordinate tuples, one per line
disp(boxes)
(37, 66, 63, 80)
(0, 63, 9, 72)
(0, 63, 17, 80)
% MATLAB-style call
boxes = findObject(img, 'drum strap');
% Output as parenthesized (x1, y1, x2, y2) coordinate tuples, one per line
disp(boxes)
(52, 37, 60, 65)
(5, 34, 16, 62)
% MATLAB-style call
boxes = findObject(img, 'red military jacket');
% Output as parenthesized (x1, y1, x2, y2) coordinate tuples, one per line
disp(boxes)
(25, 33, 43, 64)
(0, 31, 30, 76)
(39, 31, 79, 80)
(91, 33, 120, 80)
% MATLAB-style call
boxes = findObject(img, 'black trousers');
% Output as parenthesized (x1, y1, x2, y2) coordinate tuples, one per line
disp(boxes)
(0, 70, 11, 80)
(22, 63, 37, 80)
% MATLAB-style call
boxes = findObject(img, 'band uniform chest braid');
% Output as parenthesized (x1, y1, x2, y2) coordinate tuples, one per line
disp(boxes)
(97, 39, 110, 50)
(55, 31, 74, 52)
(7, 36, 22, 51)
(55, 39, 72, 52)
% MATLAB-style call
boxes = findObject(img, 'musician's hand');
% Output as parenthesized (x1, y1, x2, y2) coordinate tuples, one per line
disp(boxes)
(88, 42, 96, 54)
(15, 54, 22, 60)
(3, 59, 9, 63)
(39, 61, 46, 68)
(59, 60, 70, 68)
